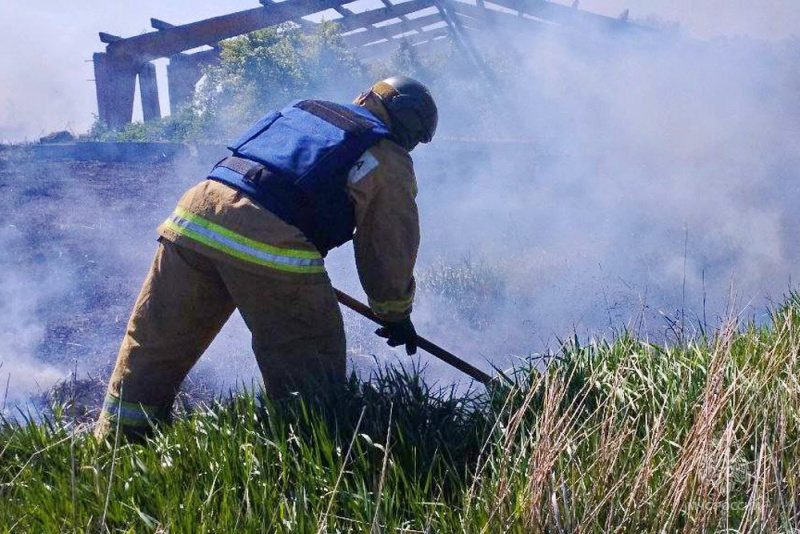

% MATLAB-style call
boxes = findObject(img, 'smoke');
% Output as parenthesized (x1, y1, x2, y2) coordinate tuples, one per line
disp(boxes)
(2, 2, 800, 404)
(0, 155, 257, 415)
(0, 261, 64, 410)
(1, 1, 798, 142)
(332, 20, 800, 381)
(383, 23, 800, 378)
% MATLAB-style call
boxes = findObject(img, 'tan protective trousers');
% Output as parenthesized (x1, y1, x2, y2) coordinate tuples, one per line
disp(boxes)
(95, 239, 345, 438)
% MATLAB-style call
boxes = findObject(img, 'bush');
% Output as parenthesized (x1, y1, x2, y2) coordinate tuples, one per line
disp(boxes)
(193, 22, 369, 141)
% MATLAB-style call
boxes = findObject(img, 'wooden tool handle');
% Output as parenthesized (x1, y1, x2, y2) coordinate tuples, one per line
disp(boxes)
(334, 288, 493, 385)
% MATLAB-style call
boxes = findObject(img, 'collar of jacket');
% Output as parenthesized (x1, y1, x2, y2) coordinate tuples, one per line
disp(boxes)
(353, 91, 393, 131)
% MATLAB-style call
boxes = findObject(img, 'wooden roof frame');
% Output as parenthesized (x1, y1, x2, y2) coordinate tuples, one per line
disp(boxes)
(94, 0, 646, 128)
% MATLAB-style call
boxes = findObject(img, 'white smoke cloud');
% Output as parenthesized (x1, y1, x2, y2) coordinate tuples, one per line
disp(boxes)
(581, 0, 800, 40)
(2, 1, 800, 400)
(277, 14, 798, 386)
(0, 153, 263, 412)
(0, 238, 68, 412)
(329, 23, 800, 382)
(1, 1, 797, 142)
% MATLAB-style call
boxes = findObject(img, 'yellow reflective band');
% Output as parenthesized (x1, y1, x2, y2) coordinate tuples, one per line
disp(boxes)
(102, 394, 162, 428)
(369, 295, 414, 315)
(175, 206, 321, 260)
(163, 209, 325, 274)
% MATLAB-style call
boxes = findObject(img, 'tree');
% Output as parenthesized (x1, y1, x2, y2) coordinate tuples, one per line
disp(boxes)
(195, 22, 369, 139)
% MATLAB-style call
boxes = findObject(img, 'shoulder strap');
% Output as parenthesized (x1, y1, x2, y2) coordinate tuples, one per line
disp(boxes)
(294, 100, 376, 135)
(215, 156, 264, 183)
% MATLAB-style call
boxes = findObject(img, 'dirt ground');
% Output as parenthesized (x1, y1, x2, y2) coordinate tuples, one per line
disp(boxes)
(0, 141, 527, 415)
(0, 149, 221, 412)
(0, 147, 418, 414)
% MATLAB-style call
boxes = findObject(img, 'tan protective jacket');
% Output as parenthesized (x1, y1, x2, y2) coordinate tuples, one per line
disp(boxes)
(157, 94, 419, 322)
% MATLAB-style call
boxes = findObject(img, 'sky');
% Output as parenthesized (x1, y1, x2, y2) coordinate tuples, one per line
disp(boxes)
(1, 0, 798, 142)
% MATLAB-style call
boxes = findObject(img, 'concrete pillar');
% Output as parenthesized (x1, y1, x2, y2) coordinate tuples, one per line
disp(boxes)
(167, 54, 204, 113)
(93, 52, 138, 129)
(167, 49, 220, 113)
(138, 62, 161, 122)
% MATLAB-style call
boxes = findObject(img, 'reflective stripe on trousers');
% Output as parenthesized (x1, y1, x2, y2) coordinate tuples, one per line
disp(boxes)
(161, 207, 325, 274)
(101, 394, 163, 428)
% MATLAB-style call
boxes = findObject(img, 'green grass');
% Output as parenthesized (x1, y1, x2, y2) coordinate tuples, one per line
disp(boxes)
(3, 297, 800, 532)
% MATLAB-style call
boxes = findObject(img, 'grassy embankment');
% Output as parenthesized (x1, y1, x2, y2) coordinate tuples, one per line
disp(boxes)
(2, 296, 800, 532)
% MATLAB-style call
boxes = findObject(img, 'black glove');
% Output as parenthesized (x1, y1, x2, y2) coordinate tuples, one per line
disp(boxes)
(375, 316, 418, 355)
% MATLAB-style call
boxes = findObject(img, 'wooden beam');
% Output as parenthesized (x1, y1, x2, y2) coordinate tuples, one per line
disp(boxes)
(345, 13, 444, 47)
(333, 5, 353, 17)
(379, 0, 416, 28)
(486, 0, 647, 33)
(357, 27, 452, 60)
(447, 1, 548, 33)
(96, 0, 442, 126)
(359, 33, 453, 61)
(93, 53, 138, 128)
(151, 17, 229, 48)
(128, 1, 439, 118)
(433, 0, 483, 71)
(106, 0, 354, 63)
(150, 18, 175, 30)
(335, 0, 436, 33)
(260, 0, 317, 29)
(99, 32, 123, 43)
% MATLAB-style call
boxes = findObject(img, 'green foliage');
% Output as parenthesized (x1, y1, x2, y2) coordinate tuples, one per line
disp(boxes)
(4, 300, 800, 531)
(86, 23, 374, 143)
(195, 22, 369, 140)
(88, 107, 204, 143)
(1, 366, 490, 532)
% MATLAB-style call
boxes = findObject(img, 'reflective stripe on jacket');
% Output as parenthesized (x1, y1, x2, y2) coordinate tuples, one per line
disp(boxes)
(163, 206, 324, 274)
(157, 95, 419, 321)
(158, 180, 328, 281)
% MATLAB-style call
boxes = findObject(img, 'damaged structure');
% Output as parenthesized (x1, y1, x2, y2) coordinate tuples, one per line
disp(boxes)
(94, 0, 648, 128)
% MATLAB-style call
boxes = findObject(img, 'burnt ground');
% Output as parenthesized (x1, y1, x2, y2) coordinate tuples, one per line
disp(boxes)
(0, 149, 222, 415)
(0, 147, 429, 417)
(0, 141, 571, 418)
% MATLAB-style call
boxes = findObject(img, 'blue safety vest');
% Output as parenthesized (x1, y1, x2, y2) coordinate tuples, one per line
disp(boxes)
(208, 100, 393, 256)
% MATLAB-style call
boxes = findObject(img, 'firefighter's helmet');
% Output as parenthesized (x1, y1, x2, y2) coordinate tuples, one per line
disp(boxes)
(370, 76, 438, 151)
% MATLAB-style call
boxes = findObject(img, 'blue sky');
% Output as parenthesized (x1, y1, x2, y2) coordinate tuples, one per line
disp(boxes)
(1, 0, 798, 142)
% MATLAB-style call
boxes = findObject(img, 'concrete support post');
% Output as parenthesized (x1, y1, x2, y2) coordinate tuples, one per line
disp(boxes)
(167, 50, 219, 113)
(93, 52, 138, 129)
(167, 54, 204, 113)
(138, 62, 161, 122)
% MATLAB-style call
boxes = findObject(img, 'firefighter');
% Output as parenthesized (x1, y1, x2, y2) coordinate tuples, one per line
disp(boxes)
(95, 76, 437, 440)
